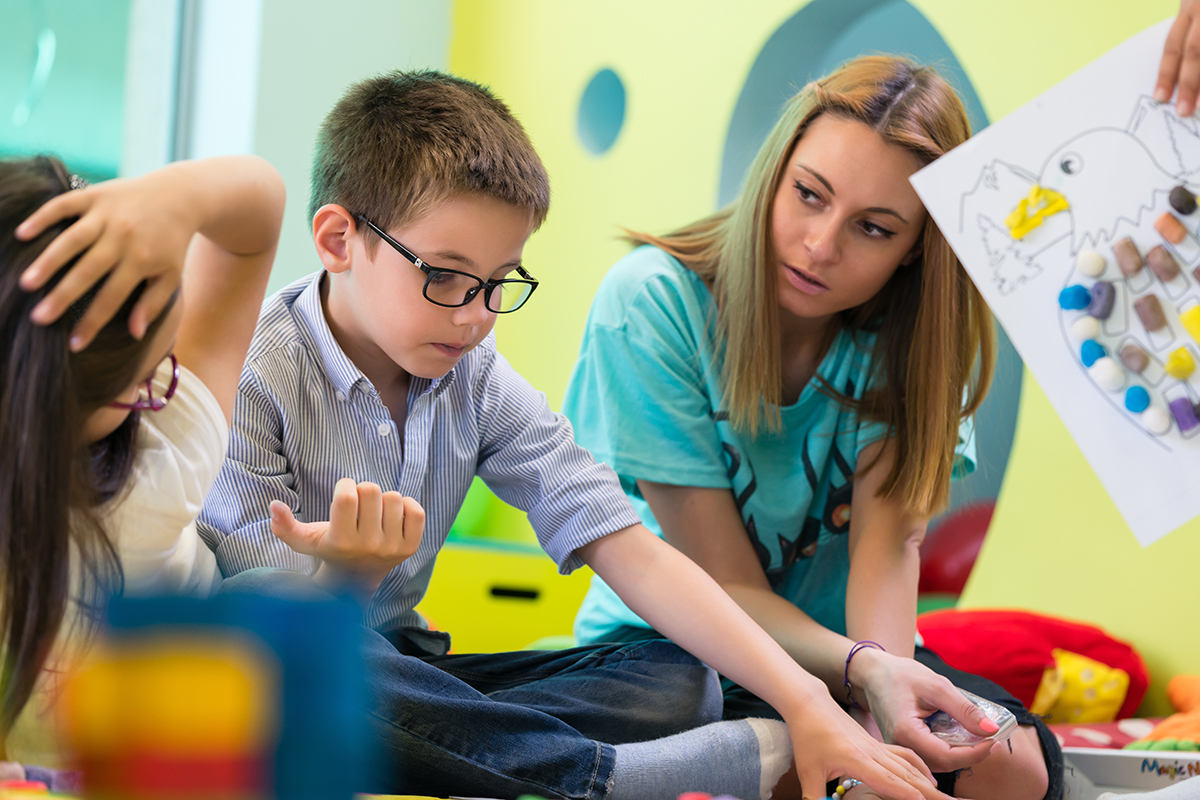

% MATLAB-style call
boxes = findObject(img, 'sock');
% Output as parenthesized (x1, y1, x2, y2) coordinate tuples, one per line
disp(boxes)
(610, 718, 792, 800)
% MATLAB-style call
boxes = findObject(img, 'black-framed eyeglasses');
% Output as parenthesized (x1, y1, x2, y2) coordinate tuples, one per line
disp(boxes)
(355, 215, 539, 313)
(109, 353, 180, 412)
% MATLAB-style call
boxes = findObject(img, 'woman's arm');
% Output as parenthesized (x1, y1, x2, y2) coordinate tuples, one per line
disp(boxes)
(844, 439, 924, 658)
(840, 440, 1001, 769)
(641, 473, 996, 773)
(577, 525, 949, 800)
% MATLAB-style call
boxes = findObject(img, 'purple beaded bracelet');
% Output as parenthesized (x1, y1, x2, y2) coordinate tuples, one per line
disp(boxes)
(843, 640, 886, 708)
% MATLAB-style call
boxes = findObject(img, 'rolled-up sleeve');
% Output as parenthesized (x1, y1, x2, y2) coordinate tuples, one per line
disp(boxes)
(472, 347, 643, 573)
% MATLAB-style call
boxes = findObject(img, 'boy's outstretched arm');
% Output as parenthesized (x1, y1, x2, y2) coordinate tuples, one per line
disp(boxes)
(578, 525, 953, 800)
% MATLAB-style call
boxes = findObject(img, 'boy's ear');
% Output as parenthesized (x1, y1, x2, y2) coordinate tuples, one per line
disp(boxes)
(312, 205, 359, 274)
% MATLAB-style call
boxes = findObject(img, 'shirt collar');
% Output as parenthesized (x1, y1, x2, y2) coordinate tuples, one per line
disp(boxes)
(293, 272, 369, 399)
(292, 271, 460, 401)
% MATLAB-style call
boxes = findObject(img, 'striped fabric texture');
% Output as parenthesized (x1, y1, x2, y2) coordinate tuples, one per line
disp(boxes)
(197, 272, 641, 631)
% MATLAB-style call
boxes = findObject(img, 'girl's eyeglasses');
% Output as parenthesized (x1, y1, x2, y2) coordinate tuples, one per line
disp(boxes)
(109, 354, 180, 412)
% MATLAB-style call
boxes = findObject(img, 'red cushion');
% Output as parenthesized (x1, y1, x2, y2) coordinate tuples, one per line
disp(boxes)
(919, 501, 994, 595)
(917, 609, 1149, 719)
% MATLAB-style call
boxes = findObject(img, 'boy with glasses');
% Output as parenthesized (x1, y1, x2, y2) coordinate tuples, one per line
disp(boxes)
(197, 71, 953, 800)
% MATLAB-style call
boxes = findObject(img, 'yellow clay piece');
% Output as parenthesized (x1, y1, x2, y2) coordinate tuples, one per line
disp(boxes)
(1005, 184, 1070, 239)
(1181, 307, 1200, 343)
(1166, 347, 1196, 379)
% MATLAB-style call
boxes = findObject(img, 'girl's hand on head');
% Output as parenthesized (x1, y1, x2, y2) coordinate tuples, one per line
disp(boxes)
(268, 478, 425, 599)
(1158, 0, 1200, 118)
(15, 169, 197, 351)
(852, 648, 996, 773)
(784, 692, 951, 800)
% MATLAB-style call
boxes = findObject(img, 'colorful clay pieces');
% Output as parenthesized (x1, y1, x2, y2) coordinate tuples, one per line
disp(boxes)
(1146, 246, 1182, 282)
(1087, 281, 1115, 318)
(1165, 347, 1196, 379)
(1169, 397, 1200, 433)
(1120, 343, 1150, 373)
(1155, 212, 1188, 245)
(1134, 294, 1167, 332)
(1124, 385, 1151, 413)
(1059, 284, 1091, 310)
(1170, 185, 1197, 216)
(1088, 357, 1126, 392)
(1054, 186, 1200, 443)
(1112, 237, 1144, 277)
(1076, 249, 1106, 277)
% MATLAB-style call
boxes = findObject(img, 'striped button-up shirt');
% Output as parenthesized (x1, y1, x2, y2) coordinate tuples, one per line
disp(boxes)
(197, 272, 641, 631)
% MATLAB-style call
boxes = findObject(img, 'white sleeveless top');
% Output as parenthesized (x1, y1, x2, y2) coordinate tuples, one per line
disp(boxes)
(5, 361, 227, 766)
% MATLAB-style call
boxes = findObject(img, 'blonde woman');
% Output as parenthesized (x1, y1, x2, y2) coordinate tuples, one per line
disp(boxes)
(565, 57, 1058, 800)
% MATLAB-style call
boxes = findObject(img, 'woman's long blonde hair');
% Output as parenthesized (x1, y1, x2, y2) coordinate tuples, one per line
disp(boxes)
(630, 55, 995, 517)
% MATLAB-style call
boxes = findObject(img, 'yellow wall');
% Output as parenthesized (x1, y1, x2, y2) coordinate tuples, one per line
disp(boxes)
(447, 0, 1196, 714)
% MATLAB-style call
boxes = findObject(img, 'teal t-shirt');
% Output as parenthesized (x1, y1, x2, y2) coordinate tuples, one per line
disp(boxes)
(565, 246, 975, 644)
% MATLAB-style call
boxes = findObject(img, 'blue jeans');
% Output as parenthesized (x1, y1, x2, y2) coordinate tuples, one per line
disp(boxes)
(222, 569, 722, 799)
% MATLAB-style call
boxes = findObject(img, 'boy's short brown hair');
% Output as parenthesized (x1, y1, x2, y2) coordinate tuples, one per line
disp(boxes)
(309, 70, 550, 247)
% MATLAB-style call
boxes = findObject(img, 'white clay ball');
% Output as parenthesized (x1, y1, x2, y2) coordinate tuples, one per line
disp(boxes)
(1143, 406, 1172, 436)
(1076, 250, 1107, 277)
(1088, 357, 1126, 392)
(1071, 316, 1102, 341)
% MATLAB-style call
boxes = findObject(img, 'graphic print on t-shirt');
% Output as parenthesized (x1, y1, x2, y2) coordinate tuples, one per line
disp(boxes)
(717, 401, 858, 589)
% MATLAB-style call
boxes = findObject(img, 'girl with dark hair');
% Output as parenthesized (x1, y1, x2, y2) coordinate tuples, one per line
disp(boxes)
(0, 154, 285, 774)
(565, 56, 1057, 800)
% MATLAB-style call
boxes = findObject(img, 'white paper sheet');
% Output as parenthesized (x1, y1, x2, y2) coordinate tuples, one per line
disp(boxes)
(911, 19, 1200, 547)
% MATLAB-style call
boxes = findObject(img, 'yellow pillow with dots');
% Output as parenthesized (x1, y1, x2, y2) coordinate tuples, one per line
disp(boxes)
(1030, 648, 1130, 724)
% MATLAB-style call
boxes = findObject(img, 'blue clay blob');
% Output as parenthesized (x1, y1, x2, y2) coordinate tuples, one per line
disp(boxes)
(1080, 339, 1107, 368)
(1124, 385, 1150, 413)
(1059, 285, 1091, 310)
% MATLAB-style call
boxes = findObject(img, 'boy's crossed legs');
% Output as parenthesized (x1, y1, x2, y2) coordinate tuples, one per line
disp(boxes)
(224, 567, 791, 800)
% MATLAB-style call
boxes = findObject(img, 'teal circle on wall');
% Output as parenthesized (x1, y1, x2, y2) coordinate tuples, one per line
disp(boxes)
(577, 67, 626, 155)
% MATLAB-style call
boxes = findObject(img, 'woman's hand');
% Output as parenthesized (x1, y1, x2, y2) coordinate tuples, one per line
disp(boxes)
(781, 690, 950, 800)
(1157, 0, 1200, 117)
(16, 168, 200, 350)
(269, 478, 425, 600)
(849, 647, 998, 773)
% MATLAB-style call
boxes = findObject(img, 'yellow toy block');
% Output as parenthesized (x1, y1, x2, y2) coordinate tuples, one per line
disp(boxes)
(59, 635, 277, 756)
(416, 543, 593, 653)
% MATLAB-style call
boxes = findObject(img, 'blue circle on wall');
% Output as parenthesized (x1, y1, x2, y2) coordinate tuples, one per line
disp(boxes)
(577, 67, 626, 155)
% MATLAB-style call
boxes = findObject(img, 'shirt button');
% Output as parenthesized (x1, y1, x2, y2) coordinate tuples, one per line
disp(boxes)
(377, 422, 391, 437)
(335, 391, 347, 403)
